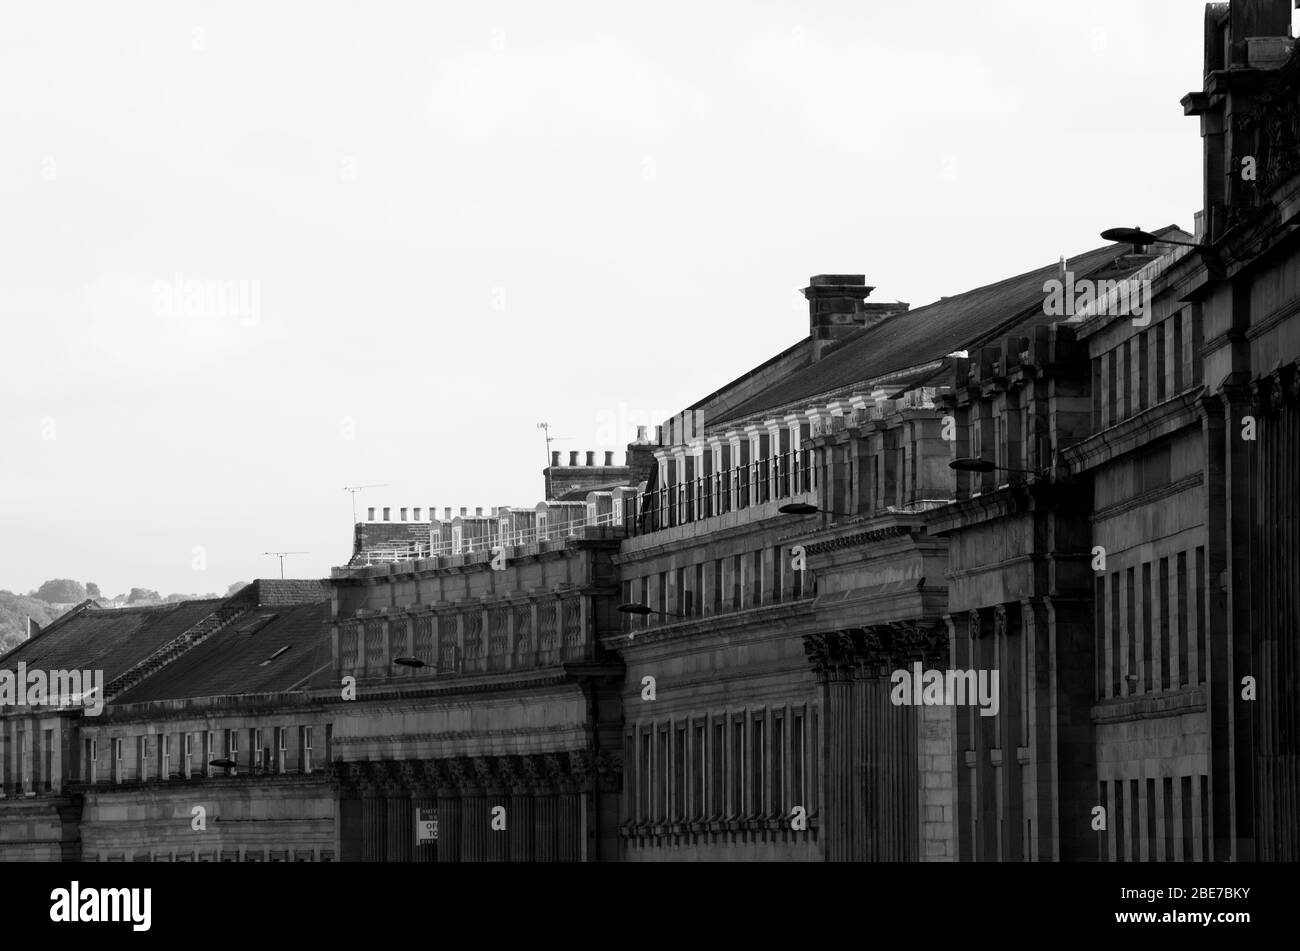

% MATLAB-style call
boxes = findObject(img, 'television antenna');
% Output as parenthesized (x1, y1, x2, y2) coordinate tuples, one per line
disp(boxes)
(536, 422, 571, 466)
(263, 552, 309, 579)
(343, 484, 390, 524)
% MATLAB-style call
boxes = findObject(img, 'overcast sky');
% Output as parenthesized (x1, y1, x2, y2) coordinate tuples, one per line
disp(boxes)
(0, 0, 1262, 597)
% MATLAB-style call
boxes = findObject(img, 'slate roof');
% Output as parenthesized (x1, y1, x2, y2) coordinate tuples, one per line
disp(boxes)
(715, 229, 1185, 427)
(112, 600, 332, 704)
(0, 600, 223, 684)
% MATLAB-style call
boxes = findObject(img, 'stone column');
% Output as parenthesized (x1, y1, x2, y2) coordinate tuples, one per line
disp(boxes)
(449, 758, 483, 862)
(500, 756, 534, 863)
(411, 761, 437, 864)
(477, 757, 510, 862)
(549, 753, 581, 862)
(432, 760, 460, 864)
(532, 755, 560, 862)
(383, 762, 413, 863)
(359, 761, 386, 862)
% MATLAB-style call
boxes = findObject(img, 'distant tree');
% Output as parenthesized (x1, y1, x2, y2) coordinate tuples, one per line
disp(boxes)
(127, 588, 161, 604)
(163, 593, 195, 603)
(225, 581, 250, 597)
(86, 582, 101, 599)
(0, 592, 68, 653)
(34, 579, 86, 603)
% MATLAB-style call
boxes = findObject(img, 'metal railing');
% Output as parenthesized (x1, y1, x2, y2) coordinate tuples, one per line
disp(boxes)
(623, 449, 817, 537)
(358, 508, 624, 566)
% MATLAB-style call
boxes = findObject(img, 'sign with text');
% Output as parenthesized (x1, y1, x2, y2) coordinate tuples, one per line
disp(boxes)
(417, 808, 438, 843)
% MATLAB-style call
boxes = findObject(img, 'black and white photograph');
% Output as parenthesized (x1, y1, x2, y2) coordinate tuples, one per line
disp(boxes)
(1, 0, 1293, 934)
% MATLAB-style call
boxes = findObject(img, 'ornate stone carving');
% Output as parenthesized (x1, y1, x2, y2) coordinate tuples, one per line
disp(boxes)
(968, 609, 982, 640)
(993, 605, 1008, 640)
(444, 757, 471, 791)
(543, 752, 569, 786)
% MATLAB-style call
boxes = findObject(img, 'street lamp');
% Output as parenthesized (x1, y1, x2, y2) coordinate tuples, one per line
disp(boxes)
(393, 656, 458, 673)
(948, 457, 1043, 476)
(777, 502, 857, 518)
(1100, 227, 1206, 251)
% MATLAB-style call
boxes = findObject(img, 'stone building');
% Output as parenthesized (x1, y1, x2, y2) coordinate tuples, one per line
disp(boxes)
(0, 580, 333, 861)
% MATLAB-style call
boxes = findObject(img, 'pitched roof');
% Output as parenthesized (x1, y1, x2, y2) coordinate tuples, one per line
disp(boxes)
(111, 600, 331, 704)
(714, 231, 1183, 427)
(0, 600, 224, 684)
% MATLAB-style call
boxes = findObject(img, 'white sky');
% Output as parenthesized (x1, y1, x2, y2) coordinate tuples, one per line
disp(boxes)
(0, 0, 1261, 596)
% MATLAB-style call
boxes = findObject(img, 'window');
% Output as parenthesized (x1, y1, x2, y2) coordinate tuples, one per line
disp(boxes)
(252, 728, 263, 771)
(675, 568, 686, 616)
(731, 718, 744, 817)
(694, 723, 706, 820)
(731, 556, 742, 610)
(792, 712, 805, 813)
(276, 727, 287, 774)
(138, 736, 149, 782)
(657, 725, 669, 821)
(183, 734, 193, 778)
(1196, 547, 1207, 685)
(674, 724, 687, 822)
(1155, 323, 1167, 403)
(113, 738, 123, 784)
(86, 739, 97, 785)
(19, 729, 29, 792)
(205, 731, 216, 778)
(159, 734, 170, 780)
(711, 721, 724, 818)
(772, 715, 785, 816)
(1177, 553, 1189, 686)
(639, 729, 652, 822)
(1138, 332, 1149, 412)
(43, 729, 53, 791)
(712, 561, 723, 614)
(693, 564, 704, 617)
(751, 716, 765, 817)
(300, 726, 313, 775)
(751, 551, 762, 606)
(225, 730, 238, 774)
(772, 546, 784, 604)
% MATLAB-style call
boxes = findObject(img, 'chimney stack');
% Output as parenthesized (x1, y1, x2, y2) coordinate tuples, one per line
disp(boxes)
(803, 275, 908, 362)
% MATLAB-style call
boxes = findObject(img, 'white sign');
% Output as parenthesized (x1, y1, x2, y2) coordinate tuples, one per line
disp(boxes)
(417, 807, 438, 843)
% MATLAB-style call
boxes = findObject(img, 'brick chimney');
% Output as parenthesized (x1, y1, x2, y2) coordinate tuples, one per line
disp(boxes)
(803, 275, 909, 361)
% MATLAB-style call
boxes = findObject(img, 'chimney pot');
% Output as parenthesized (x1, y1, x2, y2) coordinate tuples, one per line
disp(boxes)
(400, 507, 407, 521)
(459, 507, 467, 517)
(604, 451, 614, 465)
(367, 506, 375, 521)
(569, 451, 579, 466)
(383, 507, 391, 521)
(413, 507, 422, 521)
(586, 451, 595, 466)
(636, 426, 647, 441)
(475, 506, 483, 517)
(551, 451, 560, 466)
(443, 507, 451, 521)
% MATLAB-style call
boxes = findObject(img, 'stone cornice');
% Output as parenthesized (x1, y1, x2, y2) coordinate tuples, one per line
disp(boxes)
(803, 524, 912, 554)
(1061, 387, 1205, 473)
